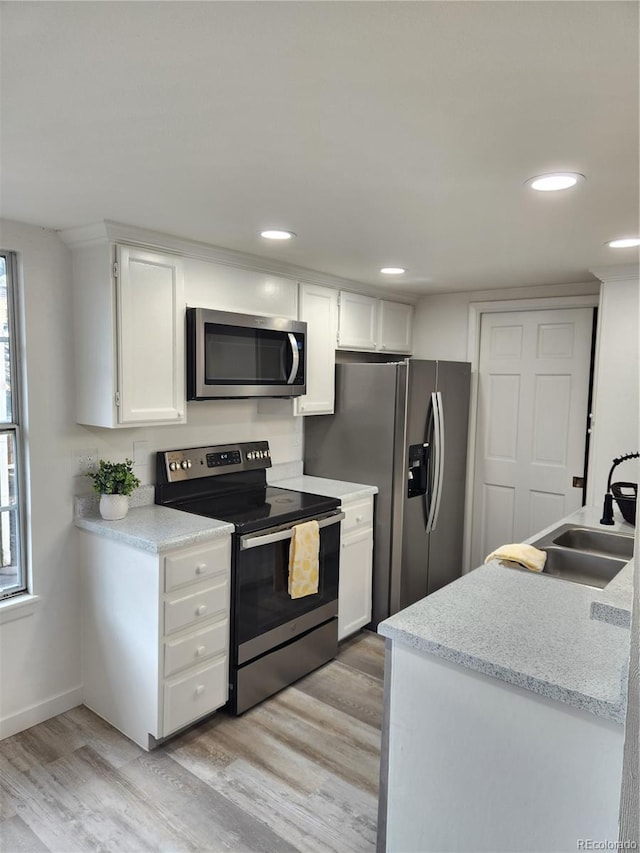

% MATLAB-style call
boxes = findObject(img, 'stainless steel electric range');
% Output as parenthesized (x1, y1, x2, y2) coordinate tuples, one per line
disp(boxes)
(155, 441, 343, 714)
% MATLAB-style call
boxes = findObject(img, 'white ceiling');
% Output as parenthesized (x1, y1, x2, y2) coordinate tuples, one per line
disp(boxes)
(1, 1, 638, 295)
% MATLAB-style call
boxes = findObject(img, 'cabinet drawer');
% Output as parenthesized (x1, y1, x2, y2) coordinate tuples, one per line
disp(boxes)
(163, 657, 228, 737)
(163, 619, 229, 678)
(342, 498, 374, 533)
(164, 578, 229, 635)
(164, 538, 230, 592)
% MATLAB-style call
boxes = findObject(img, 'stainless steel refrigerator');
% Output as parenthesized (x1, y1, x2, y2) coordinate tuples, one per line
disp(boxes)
(304, 359, 471, 625)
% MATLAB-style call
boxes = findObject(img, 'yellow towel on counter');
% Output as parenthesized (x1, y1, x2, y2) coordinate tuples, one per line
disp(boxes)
(288, 520, 320, 599)
(485, 543, 547, 573)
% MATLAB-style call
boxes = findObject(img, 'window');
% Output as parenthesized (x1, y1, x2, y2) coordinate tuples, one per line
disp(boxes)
(0, 252, 25, 600)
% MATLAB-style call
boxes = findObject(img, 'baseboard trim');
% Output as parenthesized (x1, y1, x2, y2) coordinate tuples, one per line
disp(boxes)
(0, 685, 83, 740)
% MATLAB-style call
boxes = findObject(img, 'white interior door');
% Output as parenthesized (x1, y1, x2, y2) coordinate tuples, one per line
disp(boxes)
(470, 307, 593, 567)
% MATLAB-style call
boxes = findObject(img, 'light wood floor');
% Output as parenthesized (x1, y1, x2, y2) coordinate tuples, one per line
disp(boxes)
(0, 630, 384, 853)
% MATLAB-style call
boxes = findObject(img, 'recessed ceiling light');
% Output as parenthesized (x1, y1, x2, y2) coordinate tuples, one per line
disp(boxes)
(607, 237, 640, 249)
(380, 267, 406, 275)
(525, 172, 585, 192)
(260, 229, 295, 240)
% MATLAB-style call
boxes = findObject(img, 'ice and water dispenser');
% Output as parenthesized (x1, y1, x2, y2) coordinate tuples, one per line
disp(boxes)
(407, 443, 429, 498)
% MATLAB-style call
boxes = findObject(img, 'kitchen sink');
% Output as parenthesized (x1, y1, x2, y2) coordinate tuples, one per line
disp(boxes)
(527, 523, 634, 589)
(550, 526, 634, 560)
(538, 546, 628, 589)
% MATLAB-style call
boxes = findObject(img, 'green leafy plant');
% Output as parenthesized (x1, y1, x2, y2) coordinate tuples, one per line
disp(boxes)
(88, 458, 140, 496)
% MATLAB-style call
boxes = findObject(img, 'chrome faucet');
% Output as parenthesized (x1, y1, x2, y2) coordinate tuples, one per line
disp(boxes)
(600, 451, 639, 525)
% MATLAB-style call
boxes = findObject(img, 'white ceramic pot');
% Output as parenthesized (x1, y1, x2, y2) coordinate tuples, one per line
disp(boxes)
(99, 493, 129, 521)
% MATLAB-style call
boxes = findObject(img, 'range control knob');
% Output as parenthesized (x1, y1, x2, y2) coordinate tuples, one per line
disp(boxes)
(169, 461, 177, 472)
(181, 460, 189, 470)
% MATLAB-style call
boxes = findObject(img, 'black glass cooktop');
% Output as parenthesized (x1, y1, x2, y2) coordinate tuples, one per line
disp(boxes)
(173, 486, 340, 534)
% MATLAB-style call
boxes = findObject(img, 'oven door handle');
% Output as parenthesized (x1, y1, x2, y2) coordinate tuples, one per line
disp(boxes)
(240, 511, 345, 550)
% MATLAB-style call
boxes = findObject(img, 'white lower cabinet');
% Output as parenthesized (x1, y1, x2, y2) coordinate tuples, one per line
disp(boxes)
(338, 496, 374, 641)
(81, 532, 231, 749)
(163, 657, 228, 737)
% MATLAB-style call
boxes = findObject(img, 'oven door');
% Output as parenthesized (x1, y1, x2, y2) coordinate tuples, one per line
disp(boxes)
(234, 510, 342, 665)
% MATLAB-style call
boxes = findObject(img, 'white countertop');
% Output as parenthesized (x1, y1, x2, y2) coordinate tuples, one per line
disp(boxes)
(272, 474, 378, 503)
(378, 507, 635, 722)
(73, 474, 376, 552)
(74, 488, 234, 553)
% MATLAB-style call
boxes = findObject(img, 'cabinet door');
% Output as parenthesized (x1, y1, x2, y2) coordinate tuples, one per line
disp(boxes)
(378, 300, 413, 353)
(295, 283, 338, 416)
(337, 291, 377, 350)
(116, 246, 186, 425)
(338, 526, 373, 641)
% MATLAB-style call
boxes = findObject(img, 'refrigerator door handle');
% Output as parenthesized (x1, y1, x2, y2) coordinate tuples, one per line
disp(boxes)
(426, 391, 445, 532)
(423, 395, 435, 528)
(425, 392, 438, 531)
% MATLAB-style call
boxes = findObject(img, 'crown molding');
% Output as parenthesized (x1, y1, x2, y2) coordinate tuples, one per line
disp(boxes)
(589, 263, 639, 284)
(58, 220, 417, 304)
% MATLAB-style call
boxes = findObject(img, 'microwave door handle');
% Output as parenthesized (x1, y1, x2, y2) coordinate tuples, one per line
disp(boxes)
(286, 333, 299, 384)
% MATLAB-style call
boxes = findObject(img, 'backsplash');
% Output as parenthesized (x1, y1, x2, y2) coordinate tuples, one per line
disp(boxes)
(74, 484, 156, 519)
(71, 398, 304, 498)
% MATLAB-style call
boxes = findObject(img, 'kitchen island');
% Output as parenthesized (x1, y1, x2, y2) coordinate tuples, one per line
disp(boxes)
(377, 506, 635, 853)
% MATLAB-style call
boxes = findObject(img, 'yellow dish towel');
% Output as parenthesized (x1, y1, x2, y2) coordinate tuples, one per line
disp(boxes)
(484, 543, 547, 573)
(288, 520, 320, 599)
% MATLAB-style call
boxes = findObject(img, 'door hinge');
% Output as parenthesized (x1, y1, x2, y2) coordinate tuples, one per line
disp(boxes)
(113, 262, 119, 278)
(115, 391, 121, 407)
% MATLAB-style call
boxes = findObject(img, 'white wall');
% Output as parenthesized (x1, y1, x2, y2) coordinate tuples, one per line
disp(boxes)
(412, 280, 600, 361)
(587, 270, 639, 506)
(0, 218, 303, 737)
(413, 276, 640, 526)
(0, 221, 83, 735)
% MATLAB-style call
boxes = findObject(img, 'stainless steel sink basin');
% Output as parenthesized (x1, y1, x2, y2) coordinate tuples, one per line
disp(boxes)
(526, 523, 634, 589)
(539, 546, 627, 589)
(550, 526, 634, 560)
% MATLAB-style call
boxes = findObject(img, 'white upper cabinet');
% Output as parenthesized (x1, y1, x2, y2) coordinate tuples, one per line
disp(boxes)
(337, 291, 413, 353)
(294, 283, 338, 416)
(70, 238, 186, 428)
(377, 300, 413, 353)
(116, 246, 185, 425)
(337, 291, 377, 350)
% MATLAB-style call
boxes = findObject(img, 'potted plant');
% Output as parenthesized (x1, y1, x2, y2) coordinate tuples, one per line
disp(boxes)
(88, 458, 141, 520)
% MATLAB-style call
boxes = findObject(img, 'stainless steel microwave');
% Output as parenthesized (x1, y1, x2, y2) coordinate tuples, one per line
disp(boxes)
(186, 307, 306, 399)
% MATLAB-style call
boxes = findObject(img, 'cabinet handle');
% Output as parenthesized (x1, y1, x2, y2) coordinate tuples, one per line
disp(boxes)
(196, 605, 207, 616)
(342, 543, 345, 549)
(356, 515, 363, 523)
(195, 563, 207, 574)
(195, 684, 205, 696)
(196, 645, 206, 657)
